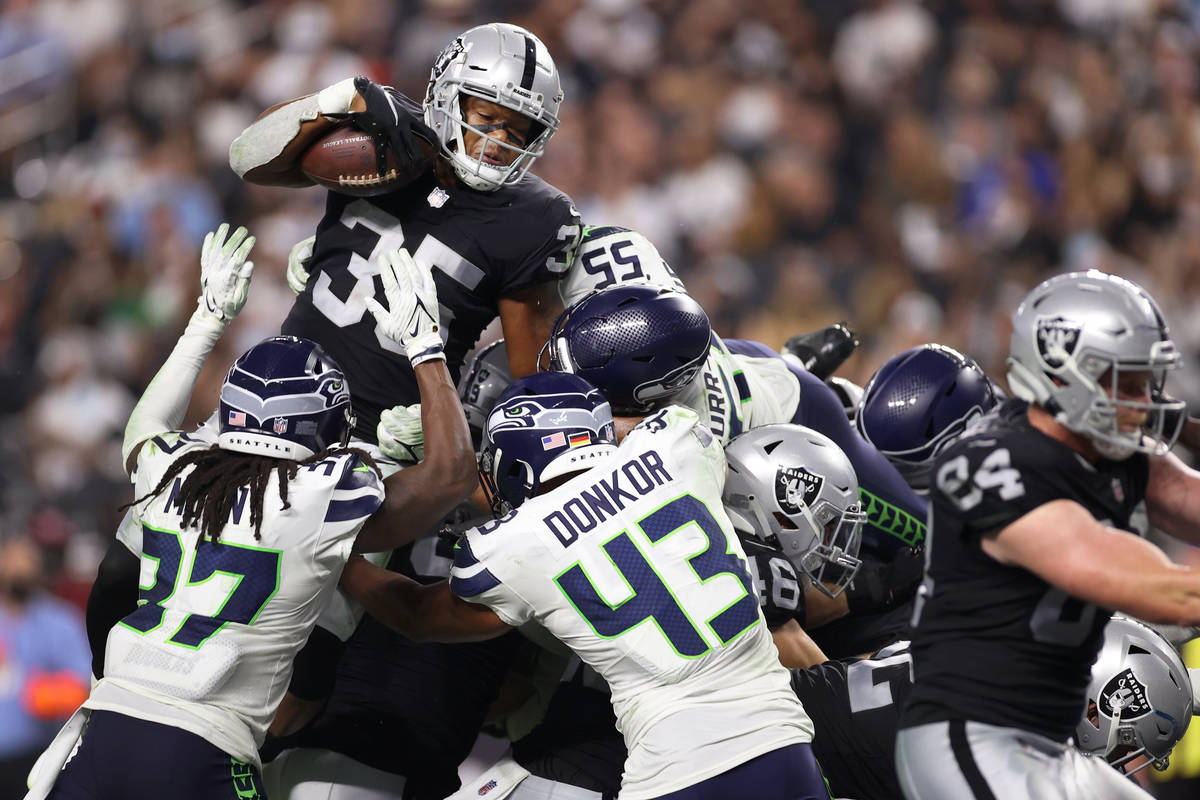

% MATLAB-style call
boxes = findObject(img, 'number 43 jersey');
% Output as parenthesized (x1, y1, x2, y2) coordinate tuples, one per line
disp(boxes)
(451, 406, 812, 800)
(902, 399, 1149, 742)
(87, 432, 384, 768)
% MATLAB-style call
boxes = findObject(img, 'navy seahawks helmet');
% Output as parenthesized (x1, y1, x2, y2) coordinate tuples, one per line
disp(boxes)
(459, 339, 514, 452)
(856, 344, 997, 492)
(542, 285, 711, 415)
(218, 336, 353, 461)
(479, 372, 617, 515)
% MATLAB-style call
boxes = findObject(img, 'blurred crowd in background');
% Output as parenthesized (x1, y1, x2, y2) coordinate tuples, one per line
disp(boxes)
(4, 0, 1200, 790)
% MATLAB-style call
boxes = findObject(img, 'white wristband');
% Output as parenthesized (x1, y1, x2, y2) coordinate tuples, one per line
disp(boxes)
(317, 77, 359, 117)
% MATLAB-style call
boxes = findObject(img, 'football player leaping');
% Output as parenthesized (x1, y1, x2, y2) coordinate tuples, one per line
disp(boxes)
(231, 23, 584, 799)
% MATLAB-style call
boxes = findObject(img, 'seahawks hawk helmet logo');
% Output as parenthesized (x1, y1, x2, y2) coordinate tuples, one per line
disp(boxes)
(1098, 668, 1152, 721)
(775, 466, 823, 515)
(1036, 316, 1081, 369)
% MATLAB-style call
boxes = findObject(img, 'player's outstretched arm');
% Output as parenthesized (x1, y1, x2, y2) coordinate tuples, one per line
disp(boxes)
(122, 224, 255, 474)
(981, 498, 1200, 625)
(1146, 449, 1200, 546)
(339, 555, 511, 643)
(352, 247, 476, 552)
(228, 78, 362, 186)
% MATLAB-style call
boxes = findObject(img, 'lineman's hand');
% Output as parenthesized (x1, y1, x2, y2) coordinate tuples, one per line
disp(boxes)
(286, 235, 315, 295)
(363, 247, 444, 366)
(378, 404, 424, 465)
(199, 223, 255, 323)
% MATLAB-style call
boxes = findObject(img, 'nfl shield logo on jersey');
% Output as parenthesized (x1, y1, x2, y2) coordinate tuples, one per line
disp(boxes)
(273, 417, 288, 434)
(1099, 668, 1151, 721)
(775, 466, 824, 515)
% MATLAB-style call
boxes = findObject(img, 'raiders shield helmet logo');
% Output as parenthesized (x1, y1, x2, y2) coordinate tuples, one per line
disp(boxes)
(775, 466, 824, 515)
(1098, 668, 1152, 721)
(1036, 316, 1082, 369)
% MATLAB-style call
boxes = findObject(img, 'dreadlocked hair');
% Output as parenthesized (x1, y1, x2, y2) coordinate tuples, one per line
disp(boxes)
(123, 445, 381, 546)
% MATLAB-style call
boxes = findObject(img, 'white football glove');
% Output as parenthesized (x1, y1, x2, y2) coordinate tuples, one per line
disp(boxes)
(377, 403, 424, 465)
(364, 247, 444, 367)
(287, 235, 315, 295)
(198, 223, 255, 323)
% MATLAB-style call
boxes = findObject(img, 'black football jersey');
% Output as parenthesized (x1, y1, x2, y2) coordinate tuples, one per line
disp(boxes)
(740, 533, 807, 629)
(790, 640, 912, 800)
(809, 599, 913, 661)
(900, 399, 1150, 741)
(282, 168, 581, 440)
(295, 540, 523, 799)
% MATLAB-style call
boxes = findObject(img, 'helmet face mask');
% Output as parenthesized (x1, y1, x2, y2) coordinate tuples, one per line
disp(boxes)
(1007, 271, 1184, 460)
(541, 285, 712, 416)
(723, 424, 864, 597)
(1075, 616, 1194, 777)
(479, 373, 617, 515)
(424, 23, 562, 191)
(459, 339, 514, 452)
(218, 336, 354, 461)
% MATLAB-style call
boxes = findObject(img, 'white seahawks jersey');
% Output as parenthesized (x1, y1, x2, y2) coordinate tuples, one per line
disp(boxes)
(672, 335, 801, 446)
(451, 407, 812, 800)
(559, 225, 687, 308)
(88, 431, 383, 767)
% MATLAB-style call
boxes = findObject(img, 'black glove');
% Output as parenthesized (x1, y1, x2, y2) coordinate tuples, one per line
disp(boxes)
(783, 321, 860, 381)
(341, 77, 438, 178)
(845, 547, 925, 616)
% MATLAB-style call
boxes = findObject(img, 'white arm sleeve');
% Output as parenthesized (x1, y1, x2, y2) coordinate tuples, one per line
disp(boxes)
(228, 78, 358, 178)
(121, 309, 224, 471)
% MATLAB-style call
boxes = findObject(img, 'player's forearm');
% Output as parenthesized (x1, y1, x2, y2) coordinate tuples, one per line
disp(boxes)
(339, 555, 429, 638)
(230, 79, 362, 185)
(499, 283, 563, 378)
(354, 364, 475, 552)
(1047, 530, 1200, 625)
(413, 359, 477, 499)
(1122, 568, 1200, 625)
(1146, 450, 1200, 546)
(771, 619, 827, 669)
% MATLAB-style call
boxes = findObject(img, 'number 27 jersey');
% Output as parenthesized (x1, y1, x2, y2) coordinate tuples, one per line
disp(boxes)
(902, 399, 1149, 742)
(450, 407, 811, 800)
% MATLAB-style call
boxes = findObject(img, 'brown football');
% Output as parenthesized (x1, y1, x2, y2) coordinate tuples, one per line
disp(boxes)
(300, 124, 435, 197)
